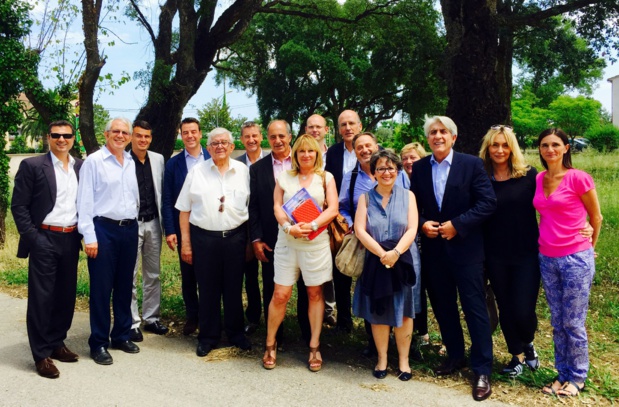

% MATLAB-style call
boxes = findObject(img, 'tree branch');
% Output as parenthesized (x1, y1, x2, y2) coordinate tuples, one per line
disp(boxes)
(128, 0, 157, 44)
(503, 0, 603, 28)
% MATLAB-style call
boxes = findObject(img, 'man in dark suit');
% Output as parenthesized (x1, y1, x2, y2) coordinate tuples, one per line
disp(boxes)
(410, 115, 496, 401)
(249, 120, 310, 347)
(236, 121, 265, 334)
(11, 120, 83, 378)
(161, 117, 210, 335)
(324, 110, 362, 333)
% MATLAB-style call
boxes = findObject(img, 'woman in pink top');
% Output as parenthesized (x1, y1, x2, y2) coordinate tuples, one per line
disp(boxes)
(533, 128, 603, 397)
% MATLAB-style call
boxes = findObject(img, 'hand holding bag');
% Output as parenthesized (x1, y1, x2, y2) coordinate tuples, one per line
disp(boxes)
(335, 232, 365, 278)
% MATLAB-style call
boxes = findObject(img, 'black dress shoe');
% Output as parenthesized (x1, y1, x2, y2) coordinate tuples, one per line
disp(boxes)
(196, 343, 213, 357)
(244, 322, 258, 335)
(396, 369, 413, 381)
(111, 340, 140, 354)
(129, 328, 143, 342)
(373, 368, 388, 379)
(434, 358, 466, 376)
(232, 336, 252, 351)
(473, 374, 492, 401)
(144, 321, 169, 335)
(90, 347, 113, 365)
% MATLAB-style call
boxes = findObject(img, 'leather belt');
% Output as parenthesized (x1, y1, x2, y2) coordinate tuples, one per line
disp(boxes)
(200, 224, 245, 239)
(40, 224, 77, 233)
(138, 214, 158, 222)
(96, 217, 136, 226)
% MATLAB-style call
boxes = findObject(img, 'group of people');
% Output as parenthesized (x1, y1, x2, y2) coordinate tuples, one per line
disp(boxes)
(11, 110, 602, 402)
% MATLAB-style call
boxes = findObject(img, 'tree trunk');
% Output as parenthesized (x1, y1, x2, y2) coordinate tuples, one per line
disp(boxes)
(440, 0, 510, 155)
(79, 0, 105, 155)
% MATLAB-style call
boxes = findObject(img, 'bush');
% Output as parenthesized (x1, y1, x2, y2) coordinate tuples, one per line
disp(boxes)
(8, 136, 32, 154)
(174, 138, 184, 150)
(584, 124, 619, 152)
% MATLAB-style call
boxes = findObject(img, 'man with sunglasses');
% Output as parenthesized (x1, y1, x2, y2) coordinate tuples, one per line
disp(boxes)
(176, 127, 251, 357)
(12, 120, 83, 378)
(77, 117, 141, 365)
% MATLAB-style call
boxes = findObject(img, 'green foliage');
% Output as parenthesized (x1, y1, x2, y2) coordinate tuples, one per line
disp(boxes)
(8, 136, 33, 154)
(93, 104, 111, 146)
(174, 138, 184, 151)
(197, 98, 248, 140)
(377, 121, 426, 152)
(511, 90, 550, 147)
(220, 0, 444, 132)
(549, 95, 602, 138)
(585, 124, 619, 152)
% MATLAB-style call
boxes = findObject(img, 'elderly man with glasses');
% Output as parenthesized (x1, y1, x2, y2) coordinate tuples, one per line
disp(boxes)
(176, 127, 252, 357)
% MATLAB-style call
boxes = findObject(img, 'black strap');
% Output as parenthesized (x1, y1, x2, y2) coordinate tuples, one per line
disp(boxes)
(349, 165, 359, 220)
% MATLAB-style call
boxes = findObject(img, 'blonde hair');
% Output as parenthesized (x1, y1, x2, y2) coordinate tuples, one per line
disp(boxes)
(289, 134, 324, 176)
(479, 126, 529, 179)
(401, 142, 427, 159)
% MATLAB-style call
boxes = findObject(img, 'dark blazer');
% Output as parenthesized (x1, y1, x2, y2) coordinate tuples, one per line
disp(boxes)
(235, 153, 248, 165)
(11, 153, 83, 258)
(410, 152, 496, 265)
(325, 142, 346, 193)
(161, 147, 210, 237)
(248, 153, 278, 248)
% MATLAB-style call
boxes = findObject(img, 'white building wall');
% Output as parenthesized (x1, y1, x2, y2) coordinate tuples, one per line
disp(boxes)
(609, 75, 619, 128)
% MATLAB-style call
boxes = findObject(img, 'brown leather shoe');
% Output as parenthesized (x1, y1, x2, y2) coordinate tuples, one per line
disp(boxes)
(35, 358, 60, 378)
(473, 374, 492, 401)
(183, 318, 198, 336)
(51, 346, 79, 362)
(434, 358, 466, 376)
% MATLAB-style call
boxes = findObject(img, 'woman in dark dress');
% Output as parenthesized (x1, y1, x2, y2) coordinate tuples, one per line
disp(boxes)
(479, 125, 541, 376)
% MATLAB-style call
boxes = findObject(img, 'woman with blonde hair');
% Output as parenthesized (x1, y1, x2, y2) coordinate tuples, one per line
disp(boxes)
(262, 134, 338, 372)
(479, 125, 541, 377)
(400, 142, 427, 177)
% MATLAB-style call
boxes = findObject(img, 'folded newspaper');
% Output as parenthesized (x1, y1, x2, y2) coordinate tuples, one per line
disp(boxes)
(282, 187, 328, 240)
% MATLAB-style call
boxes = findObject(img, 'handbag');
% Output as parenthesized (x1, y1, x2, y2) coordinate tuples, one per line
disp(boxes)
(321, 172, 348, 253)
(335, 232, 366, 278)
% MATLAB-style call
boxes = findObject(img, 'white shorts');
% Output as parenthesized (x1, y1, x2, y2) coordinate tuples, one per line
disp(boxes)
(273, 244, 333, 287)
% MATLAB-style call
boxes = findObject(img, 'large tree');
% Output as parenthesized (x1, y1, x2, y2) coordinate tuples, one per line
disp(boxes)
(440, 0, 619, 154)
(219, 0, 444, 135)
(129, 0, 400, 158)
(0, 0, 32, 246)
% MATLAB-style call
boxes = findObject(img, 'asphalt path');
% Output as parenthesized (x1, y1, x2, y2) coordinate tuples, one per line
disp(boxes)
(0, 292, 513, 407)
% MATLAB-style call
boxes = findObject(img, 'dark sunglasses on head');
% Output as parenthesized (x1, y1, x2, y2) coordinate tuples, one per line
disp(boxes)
(50, 133, 75, 139)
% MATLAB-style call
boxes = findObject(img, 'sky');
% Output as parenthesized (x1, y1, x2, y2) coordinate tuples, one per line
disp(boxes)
(33, 1, 619, 127)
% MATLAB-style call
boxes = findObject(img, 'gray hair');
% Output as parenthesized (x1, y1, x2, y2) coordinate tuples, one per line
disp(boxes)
(267, 119, 291, 135)
(207, 127, 234, 144)
(105, 117, 133, 134)
(423, 115, 457, 138)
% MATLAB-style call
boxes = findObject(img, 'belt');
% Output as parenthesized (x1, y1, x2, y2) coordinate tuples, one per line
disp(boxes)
(96, 217, 137, 226)
(138, 214, 158, 222)
(40, 224, 77, 233)
(200, 224, 245, 239)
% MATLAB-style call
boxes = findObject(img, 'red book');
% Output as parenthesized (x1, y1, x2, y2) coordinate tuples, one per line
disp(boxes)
(283, 188, 327, 240)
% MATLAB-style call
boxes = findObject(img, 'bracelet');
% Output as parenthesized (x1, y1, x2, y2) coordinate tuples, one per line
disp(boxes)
(283, 222, 291, 234)
(393, 248, 401, 257)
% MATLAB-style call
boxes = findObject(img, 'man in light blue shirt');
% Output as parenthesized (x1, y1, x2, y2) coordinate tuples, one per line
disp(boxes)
(77, 117, 140, 366)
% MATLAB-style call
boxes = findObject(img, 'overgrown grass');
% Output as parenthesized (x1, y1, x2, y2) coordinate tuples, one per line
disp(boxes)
(1, 151, 618, 404)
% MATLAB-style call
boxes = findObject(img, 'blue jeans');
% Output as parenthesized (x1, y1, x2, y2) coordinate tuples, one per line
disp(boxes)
(539, 248, 595, 383)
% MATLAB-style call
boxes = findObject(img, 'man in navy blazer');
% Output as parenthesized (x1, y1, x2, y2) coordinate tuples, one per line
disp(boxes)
(161, 117, 210, 335)
(11, 120, 83, 378)
(410, 115, 496, 401)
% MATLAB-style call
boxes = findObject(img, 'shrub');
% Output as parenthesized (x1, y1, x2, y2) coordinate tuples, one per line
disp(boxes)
(585, 124, 619, 152)
(8, 136, 31, 154)
(174, 138, 184, 150)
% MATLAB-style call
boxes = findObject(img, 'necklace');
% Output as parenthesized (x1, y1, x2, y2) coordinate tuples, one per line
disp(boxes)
(493, 171, 510, 181)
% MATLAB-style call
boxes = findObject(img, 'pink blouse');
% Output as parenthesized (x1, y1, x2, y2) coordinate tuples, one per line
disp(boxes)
(533, 169, 595, 257)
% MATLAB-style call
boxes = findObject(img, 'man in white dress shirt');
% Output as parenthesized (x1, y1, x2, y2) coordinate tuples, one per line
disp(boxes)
(77, 117, 140, 365)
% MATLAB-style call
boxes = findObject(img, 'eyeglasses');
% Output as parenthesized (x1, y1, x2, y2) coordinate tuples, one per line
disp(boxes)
(218, 196, 225, 212)
(50, 133, 75, 139)
(490, 124, 513, 131)
(109, 129, 131, 136)
(375, 167, 397, 174)
(209, 141, 231, 148)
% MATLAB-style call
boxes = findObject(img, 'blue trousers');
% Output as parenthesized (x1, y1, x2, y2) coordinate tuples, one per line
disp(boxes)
(539, 248, 595, 383)
(88, 218, 138, 351)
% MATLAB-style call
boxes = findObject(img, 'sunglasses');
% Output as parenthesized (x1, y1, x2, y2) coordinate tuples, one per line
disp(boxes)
(50, 133, 75, 139)
(218, 196, 225, 212)
(490, 124, 513, 131)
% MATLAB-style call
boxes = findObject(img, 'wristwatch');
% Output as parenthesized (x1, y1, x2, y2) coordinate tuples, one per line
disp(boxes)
(311, 220, 318, 232)
(283, 222, 291, 234)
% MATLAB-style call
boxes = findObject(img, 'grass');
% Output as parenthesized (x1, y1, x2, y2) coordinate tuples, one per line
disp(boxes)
(1, 150, 618, 404)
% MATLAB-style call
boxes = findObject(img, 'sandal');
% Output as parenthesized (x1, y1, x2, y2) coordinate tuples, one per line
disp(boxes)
(557, 380, 585, 397)
(262, 342, 277, 370)
(308, 346, 322, 372)
(542, 377, 562, 396)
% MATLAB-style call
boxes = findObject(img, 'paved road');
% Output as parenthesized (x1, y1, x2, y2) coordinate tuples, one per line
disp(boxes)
(0, 293, 512, 407)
